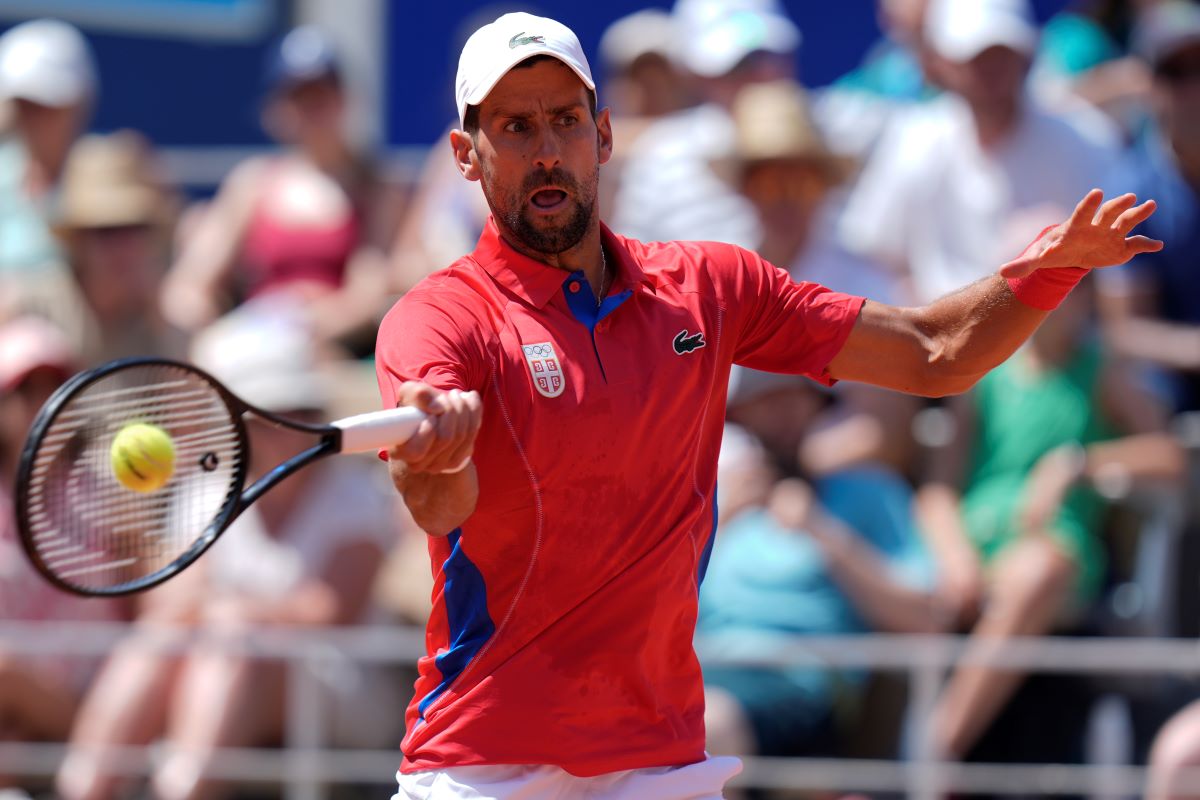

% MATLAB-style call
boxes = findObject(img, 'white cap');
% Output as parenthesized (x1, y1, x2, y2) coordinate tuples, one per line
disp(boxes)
(455, 12, 595, 128)
(599, 9, 676, 73)
(673, 0, 801, 78)
(0, 19, 96, 107)
(925, 0, 1037, 63)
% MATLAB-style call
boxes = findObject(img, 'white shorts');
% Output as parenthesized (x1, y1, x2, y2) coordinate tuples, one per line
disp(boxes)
(392, 754, 743, 799)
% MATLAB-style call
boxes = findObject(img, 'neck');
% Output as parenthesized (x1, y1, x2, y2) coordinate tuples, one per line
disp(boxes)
(760, 215, 815, 267)
(971, 100, 1021, 149)
(301, 135, 352, 176)
(498, 217, 608, 290)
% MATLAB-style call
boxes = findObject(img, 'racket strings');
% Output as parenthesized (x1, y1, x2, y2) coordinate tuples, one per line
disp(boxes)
(22, 365, 244, 593)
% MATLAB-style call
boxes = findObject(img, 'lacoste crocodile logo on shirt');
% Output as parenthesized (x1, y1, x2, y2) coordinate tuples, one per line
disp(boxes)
(673, 330, 705, 355)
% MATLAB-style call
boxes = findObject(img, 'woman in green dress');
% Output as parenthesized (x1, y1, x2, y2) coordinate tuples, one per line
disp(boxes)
(916, 281, 1184, 760)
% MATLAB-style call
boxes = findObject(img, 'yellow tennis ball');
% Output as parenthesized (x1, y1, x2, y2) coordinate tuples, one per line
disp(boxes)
(110, 422, 176, 493)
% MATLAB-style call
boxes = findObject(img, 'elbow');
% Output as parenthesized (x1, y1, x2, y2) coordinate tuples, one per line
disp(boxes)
(910, 360, 984, 397)
(924, 372, 984, 398)
(920, 333, 987, 397)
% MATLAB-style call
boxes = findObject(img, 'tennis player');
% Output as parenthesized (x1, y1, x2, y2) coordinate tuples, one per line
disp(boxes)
(376, 13, 1163, 800)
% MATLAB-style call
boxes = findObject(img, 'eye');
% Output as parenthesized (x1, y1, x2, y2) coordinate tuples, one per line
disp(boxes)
(504, 119, 529, 134)
(558, 114, 578, 128)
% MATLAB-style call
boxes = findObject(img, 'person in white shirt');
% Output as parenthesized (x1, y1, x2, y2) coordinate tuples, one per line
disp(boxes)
(839, 0, 1119, 305)
(609, 0, 800, 249)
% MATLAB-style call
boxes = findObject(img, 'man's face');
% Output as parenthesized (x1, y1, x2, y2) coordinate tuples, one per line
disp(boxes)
(942, 45, 1029, 111)
(460, 59, 612, 255)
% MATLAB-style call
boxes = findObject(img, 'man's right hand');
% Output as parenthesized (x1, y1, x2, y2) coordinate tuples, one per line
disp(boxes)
(387, 382, 483, 475)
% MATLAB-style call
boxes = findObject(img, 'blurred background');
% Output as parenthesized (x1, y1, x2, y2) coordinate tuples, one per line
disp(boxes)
(3, 0, 1200, 798)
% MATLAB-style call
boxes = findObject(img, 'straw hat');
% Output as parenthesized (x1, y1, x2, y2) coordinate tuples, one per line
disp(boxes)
(55, 131, 173, 232)
(728, 80, 856, 183)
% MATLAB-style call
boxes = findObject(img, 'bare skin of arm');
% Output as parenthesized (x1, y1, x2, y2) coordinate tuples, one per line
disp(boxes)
(914, 394, 987, 626)
(159, 159, 265, 331)
(1097, 275, 1200, 373)
(829, 191, 1164, 396)
(387, 382, 483, 537)
(769, 479, 952, 634)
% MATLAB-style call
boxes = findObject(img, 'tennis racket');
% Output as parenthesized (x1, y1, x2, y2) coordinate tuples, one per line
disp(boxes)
(14, 357, 424, 597)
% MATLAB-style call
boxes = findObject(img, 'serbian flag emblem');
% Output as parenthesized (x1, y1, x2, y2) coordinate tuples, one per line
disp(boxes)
(522, 342, 565, 398)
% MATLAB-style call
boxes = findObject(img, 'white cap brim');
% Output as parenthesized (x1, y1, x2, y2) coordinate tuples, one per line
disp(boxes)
(459, 47, 595, 127)
(934, 20, 1037, 62)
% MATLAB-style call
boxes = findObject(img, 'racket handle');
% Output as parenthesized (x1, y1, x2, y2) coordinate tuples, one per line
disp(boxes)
(333, 407, 427, 454)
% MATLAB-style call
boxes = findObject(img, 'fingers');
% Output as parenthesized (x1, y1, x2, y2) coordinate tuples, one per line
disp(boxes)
(1095, 193, 1137, 228)
(1113, 199, 1156, 235)
(394, 381, 448, 415)
(1124, 235, 1165, 255)
(389, 384, 482, 475)
(1067, 188, 1104, 228)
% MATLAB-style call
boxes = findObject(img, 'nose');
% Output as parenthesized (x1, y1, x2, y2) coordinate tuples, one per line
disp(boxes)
(531, 123, 562, 170)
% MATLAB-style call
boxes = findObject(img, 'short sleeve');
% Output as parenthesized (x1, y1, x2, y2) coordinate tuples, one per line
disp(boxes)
(712, 243, 865, 385)
(374, 286, 488, 411)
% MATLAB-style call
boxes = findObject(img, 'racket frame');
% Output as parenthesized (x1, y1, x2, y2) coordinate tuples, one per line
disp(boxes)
(14, 357, 351, 596)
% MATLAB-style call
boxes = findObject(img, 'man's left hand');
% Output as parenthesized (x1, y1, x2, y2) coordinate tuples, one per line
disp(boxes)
(1000, 189, 1164, 279)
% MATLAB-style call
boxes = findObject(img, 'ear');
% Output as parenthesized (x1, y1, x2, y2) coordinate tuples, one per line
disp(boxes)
(450, 129, 481, 182)
(596, 107, 613, 167)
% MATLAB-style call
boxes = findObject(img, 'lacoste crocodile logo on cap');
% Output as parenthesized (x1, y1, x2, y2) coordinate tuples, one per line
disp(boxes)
(509, 32, 545, 49)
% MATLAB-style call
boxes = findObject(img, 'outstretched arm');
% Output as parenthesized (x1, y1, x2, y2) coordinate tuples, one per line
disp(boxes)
(829, 190, 1164, 396)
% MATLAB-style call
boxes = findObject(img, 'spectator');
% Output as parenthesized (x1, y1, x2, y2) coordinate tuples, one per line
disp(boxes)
(598, 9, 689, 121)
(817, 0, 940, 159)
(1147, 695, 1200, 800)
(56, 309, 402, 800)
(0, 317, 127, 789)
(54, 130, 184, 364)
(727, 80, 921, 476)
(596, 8, 691, 219)
(159, 25, 390, 357)
(0, 19, 98, 349)
(1097, 1, 1200, 414)
(839, 0, 1118, 305)
(701, 370, 943, 763)
(1032, 0, 1158, 135)
(610, 0, 800, 248)
(916, 280, 1184, 761)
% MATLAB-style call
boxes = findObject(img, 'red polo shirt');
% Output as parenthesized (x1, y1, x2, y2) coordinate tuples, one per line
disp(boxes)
(375, 218, 864, 777)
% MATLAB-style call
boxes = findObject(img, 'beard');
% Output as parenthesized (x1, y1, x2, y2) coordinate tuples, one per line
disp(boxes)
(482, 165, 597, 255)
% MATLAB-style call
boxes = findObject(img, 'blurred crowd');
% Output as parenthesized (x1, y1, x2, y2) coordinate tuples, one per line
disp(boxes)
(2, 0, 1200, 797)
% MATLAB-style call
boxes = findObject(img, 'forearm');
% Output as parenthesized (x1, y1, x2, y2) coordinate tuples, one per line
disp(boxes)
(830, 277, 1051, 397)
(1106, 317, 1200, 372)
(910, 275, 1052, 393)
(1084, 434, 1186, 488)
(914, 483, 978, 573)
(806, 516, 948, 633)
(396, 463, 479, 536)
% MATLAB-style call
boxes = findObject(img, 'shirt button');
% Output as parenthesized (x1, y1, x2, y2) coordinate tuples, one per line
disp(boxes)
(568, 281, 580, 293)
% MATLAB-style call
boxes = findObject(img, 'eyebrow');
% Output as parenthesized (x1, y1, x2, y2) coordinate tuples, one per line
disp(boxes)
(489, 101, 586, 120)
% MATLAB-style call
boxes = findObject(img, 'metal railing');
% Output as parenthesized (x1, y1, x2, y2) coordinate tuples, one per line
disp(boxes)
(4, 622, 1200, 798)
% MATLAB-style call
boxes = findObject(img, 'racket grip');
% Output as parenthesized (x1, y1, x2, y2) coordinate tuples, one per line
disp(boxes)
(333, 407, 428, 454)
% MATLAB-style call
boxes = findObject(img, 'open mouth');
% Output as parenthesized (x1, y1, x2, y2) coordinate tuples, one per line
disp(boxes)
(530, 189, 568, 211)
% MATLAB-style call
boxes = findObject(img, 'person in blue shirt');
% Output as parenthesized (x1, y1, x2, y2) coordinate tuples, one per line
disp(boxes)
(698, 370, 946, 761)
(1097, 2, 1200, 413)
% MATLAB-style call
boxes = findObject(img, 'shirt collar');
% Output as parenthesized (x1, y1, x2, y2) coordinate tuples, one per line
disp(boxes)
(471, 216, 655, 308)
